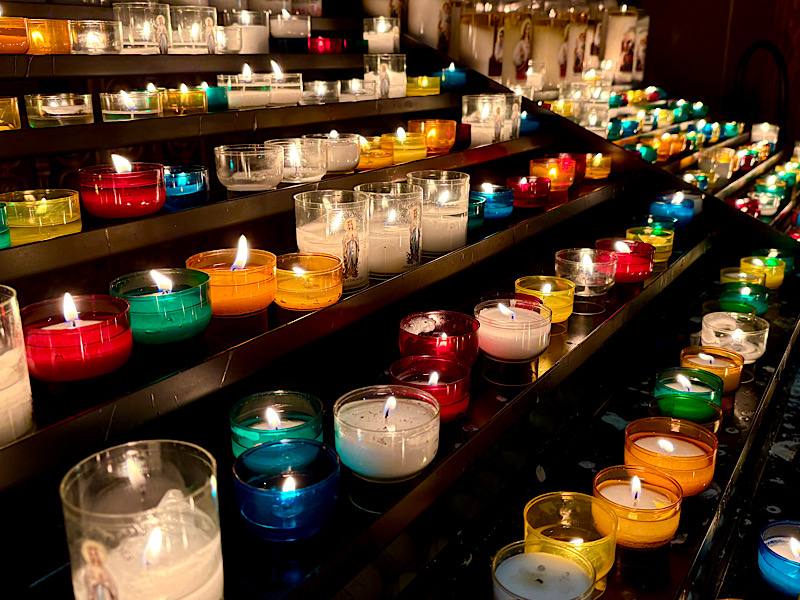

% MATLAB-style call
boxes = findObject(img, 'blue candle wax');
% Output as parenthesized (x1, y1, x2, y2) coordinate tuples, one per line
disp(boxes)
(719, 282, 770, 315)
(439, 65, 467, 90)
(649, 199, 694, 226)
(470, 185, 513, 219)
(164, 166, 209, 212)
(758, 521, 800, 596)
(233, 439, 340, 541)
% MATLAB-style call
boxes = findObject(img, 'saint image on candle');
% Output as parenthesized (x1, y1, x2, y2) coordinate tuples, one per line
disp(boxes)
(81, 540, 118, 600)
(342, 218, 360, 281)
(408, 206, 421, 265)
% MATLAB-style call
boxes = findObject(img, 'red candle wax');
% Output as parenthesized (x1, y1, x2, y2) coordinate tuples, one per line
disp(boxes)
(596, 238, 655, 283)
(507, 176, 550, 209)
(21, 294, 132, 382)
(390, 355, 470, 422)
(78, 163, 166, 219)
(399, 310, 480, 367)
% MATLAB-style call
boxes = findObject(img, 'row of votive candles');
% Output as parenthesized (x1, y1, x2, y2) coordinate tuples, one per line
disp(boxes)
(725, 159, 798, 219)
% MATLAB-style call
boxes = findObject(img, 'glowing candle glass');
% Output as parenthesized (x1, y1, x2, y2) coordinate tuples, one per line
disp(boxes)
(223, 10, 269, 54)
(214, 144, 283, 191)
(24, 93, 94, 127)
(547, 154, 586, 188)
(1, 189, 81, 246)
(340, 78, 377, 102)
(474, 298, 552, 364)
(100, 90, 162, 121)
(162, 86, 208, 116)
(113, 2, 172, 54)
(79, 161, 166, 218)
(269, 11, 309, 53)
(69, 20, 122, 54)
(163, 165, 209, 212)
(217, 70, 270, 108)
(471, 184, 514, 219)
(406, 76, 440, 96)
(300, 80, 340, 105)
(585, 153, 611, 179)
(355, 136, 393, 170)
(380, 129, 427, 164)
(267, 138, 327, 183)
(0, 286, 33, 446)
(523, 492, 618, 584)
(21, 294, 133, 382)
(334, 385, 440, 482)
(274, 253, 343, 311)
(364, 53, 407, 99)
(407, 119, 457, 156)
(461, 94, 505, 146)
(740, 256, 786, 290)
(649, 198, 694, 227)
(595, 238, 654, 283)
(399, 310, 480, 367)
(0, 97, 21, 131)
(701, 312, 769, 365)
(554, 249, 617, 315)
(625, 227, 674, 263)
(109, 268, 212, 344)
(407, 170, 469, 255)
(439, 63, 467, 89)
(389, 355, 469, 423)
(506, 176, 550, 209)
(719, 267, 765, 286)
(27, 18, 71, 54)
(529, 158, 576, 192)
(593, 465, 682, 549)
(654, 366, 723, 407)
(514, 276, 575, 325)
(758, 521, 800, 596)
(229, 391, 324, 457)
(302, 132, 360, 173)
(719, 282, 770, 316)
(169, 6, 217, 54)
(680, 346, 744, 412)
(752, 248, 795, 273)
(0, 17, 29, 53)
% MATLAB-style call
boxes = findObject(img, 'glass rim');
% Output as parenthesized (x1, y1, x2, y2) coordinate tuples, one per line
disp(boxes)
(270, 12, 309, 19)
(656, 366, 724, 389)
(354, 182, 423, 198)
(266, 138, 326, 147)
(719, 281, 770, 294)
(109, 267, 210, 298)
(214, 144, 283, 156)
(112, 1, 171, 8)
(626, 226, 675, 238)
(68, 19, 120, 25)
(78, 163, 164, 178)
(363, 52, 405, 58)
(293, 190, 368, 207)
(229, 390, 323, 431)
(164, 164, 208, 174)
(302, 133, 360, 143)
(24, 93, 91, 101)
(170, 5, 217, 11)
(21, 294, 130, 335)
(0, 189, 78, 204)
(185, 248, 277, 271)
(515, 275, 576, 294)
(233, 439, 339, 493)
(99, 90, 160, 98)
(701, 311, 770, 334)
(593, 464, 682, 511)
(389, 354, 470, 387)
(555, 248, 618, 266)
(406, 170, 469, 183)
(742, 256, 787, 269)
(625, 416, 719, 457)
(758, 521, 800, 564)
(680, 345, 745, 367)
(333, 384, 440, 434)
(276, 252, 343, 275)
(523, 490, 619, 534)
(399, 310, 479, 337)
(595, 238, 655, 256)
(0, 284, 17, 309)
(474, 298, 553, 327)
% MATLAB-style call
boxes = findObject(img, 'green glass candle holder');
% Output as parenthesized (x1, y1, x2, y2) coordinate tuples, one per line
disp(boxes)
(653, 366, 724, 407)
(649, 395, 723, 433)
(230, 391, 324, 457)
(109, 268, 211, 344)
(0, 203, 9, 249)
(719, 282, 770, 316)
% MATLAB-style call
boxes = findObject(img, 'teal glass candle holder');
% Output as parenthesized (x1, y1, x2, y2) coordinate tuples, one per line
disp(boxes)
(636, 144, 658, 163)
(719, 282, 770, 316)
(164, 165, 209, 212)
(649, 199, 694, 227)
(201, 85, 228, 112)
(620, 119, 640, 136)
(752, 248, 795, 273)
(470, 185, 513, 219)
(108, 268, 211, 344)
(691, 102, 709, 119)
(723, 122, 740, 138)
(607, 119, 623, 139)
(609, 92, 625, 108)
(758, 521, 800, 596)
(672, 103, 691, 123)
(0, 203, 9, 249)
(776, 169, 797, 189)
(653, 367, 724, 407)
(229, 390, 324, 457)
(468, 196, 485, 231)
(233, 439, 340, 541)
(649, 395, 723, 433)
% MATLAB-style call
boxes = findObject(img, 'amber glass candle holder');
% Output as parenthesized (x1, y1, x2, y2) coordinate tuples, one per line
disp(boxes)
(719, 267, 766, 286)
(0, 17, 29, 53)
(624, 417, 718, 497)
(380, 131, 427, 164)
(27, 18, 71, 54)
(626, 227, 674, 263)
(162, 86, 209, 116)
(0, 97, 21, 131)
(186, 247, 277, 316)
(408, 119, 456, 156)
(355, 136, 393, 170)
(593, 465, 682, 549)
(529, 157, 576, 192)
(275, 253, 343, 311)
(680, 346, 744, 412)
(585, 153, 612, 179)
(1, 189, 81, 246)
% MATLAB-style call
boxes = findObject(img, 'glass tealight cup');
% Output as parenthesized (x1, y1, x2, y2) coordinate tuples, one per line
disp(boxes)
(407, 170, 469, 255)
(649, 396, 723, 432)
(514, 275, 575, 330)
(68, 20, 123, 54)
(719, 267, 765, 286)
(701, 312, 769, 368)
(267, 138, 327, 183)
(554, 249, 617, 315)
(214, 144, 284, 191)
(625, 227, 674, 263)
(398, 310, 480, 367)
(24, 93, 94, 127)
(758, 521, 800, 596)
(389, 355, 470, 423)
(274, 252, 344, 311)
(0, 189, 81, 246)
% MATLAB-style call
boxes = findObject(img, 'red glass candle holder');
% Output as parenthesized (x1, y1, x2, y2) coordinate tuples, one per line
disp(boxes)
(21, 294, 132, 382)
(548, 153, 586, 188)
(595, 238, 655, 283)
(309, 36, 344, 54)
(78, 163, 166, 218)
(726, 196, 760, 218)
(506, 176, 550, 209)
(389, 355, 470, 422)
(399, 310, 480, 367)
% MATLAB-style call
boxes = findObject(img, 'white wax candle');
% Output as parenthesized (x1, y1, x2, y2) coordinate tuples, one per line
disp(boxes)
(236, 25, 270, 54)
(765, 536, 800, 563)
(268, 86, 302, 106)
(363, 31, 398, 53)
(269, 17, 309, 38)
(476, 306, 551, 362)
(598, 482, 672, 509)
(465, 121, 496, 147)
(0, 348, 33, 446)
(493, 552, 593, 600)
(327, 142, 360, 172)
(226, 88, 270, 109)
(296, 221, 369, 290)
(42, 318, 101, 330)
(421, 212, 467, 254)
(662, 381, 712, 394)
(369, 227, 413, 275)
(633, 435, 705, 457)
(685, 355, 735, 368)
(250, 418, 306, 430)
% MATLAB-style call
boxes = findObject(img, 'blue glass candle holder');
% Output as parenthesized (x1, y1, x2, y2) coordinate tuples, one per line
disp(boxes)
(653, 367, 724, 407)
(519, 112, 540, 135)
(672, 103, 691, 123)
(631, 215, 679, 232)
(439, 66, 467, 90)
(109, 268, 211, 344)
(202, 85, 228, 112)
(620, 119, 640, 136)
(776, 170, 797, 189)
(468, 196, 485, 231)
(233, 439, 340, 541)
(723, 122, 741, 138)
(470, 185, 513, 219)
(752, 248, 795, 273)
(164, 166, 210, 212)
(758, 521, 800, 596)
(0, 203, 10, 249)
(229, 391, 324, 457)
(649, 199, 694, 227)
(719, 282, 770, 316)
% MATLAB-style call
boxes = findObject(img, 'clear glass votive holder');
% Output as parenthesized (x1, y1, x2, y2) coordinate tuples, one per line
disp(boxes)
(0, 97, 20, 131)
(164, 165, 209, 212)
(653, 366, 724, 407)
(214, 144, 283, 191)
(523, 492, 618, 584)
(389, 355, 470, 423)
(78, 163, 166, 218)
(719, 267, 766, 286)
(100, 90, 162, 121)
(492, 539, 595, 600)
(406, 75, 440, 97)
(595, 238, 654, 283)
(355, 182, 423, 277)
(470, 185, 513, 220)
(407, 170, 469, 255)
(334, 385, 440, 482)
(269, 12, 309, 37)
(275, 252, 343, 311)
(0, 285, 33, 446)
(468, 196, 484, 230)
(506, 176, 550, 209)
(60, 440, 224, 599)
(267, 138, 326, 182)
(300, 80, 341, 105)
(741, 256, 786, 290)
(230, 391, 324, 457)
(24, 93, 93, 128)
(69, 20, 123, 54)
(625, 227, 674, 264)
(162, 86, 209, 115)
(303, 133, 360, 173)
(1, 189, 81, 246)
(234, 439, 339, 541)
(701, 312, 769, 369)
(363, 16, 399, 53)
(212, 25, 241, 54)
(719, 282, 770, 316)
(170, 6, 217, 54)
(364, 53, 407, 99)
(758, 521, 800, 596)
(0, 17, 29, 54)
(356, 135, 393, 170)
(113, 2, 172, 54)
(399, 310, 480, 367)
(185, 247, 276, 316)
(223, 10, 269, 53)
(340, 78, 377, 102)
(295, 190, 368, 291)
(554, 249, 617, 315)
(27, 18, 71, 54)
(474, 297, 552, 367)
(749, 190, 781, 217)
(407, 119, 457, 156)
(649, 396, 723, 433)
(461, 94, 505, 146)
(217, 72, 270, 108)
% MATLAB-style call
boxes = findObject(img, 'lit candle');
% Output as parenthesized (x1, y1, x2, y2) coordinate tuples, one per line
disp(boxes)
(680, 346, 743, 411)
(302, 130, 360, 173)
(439, 62, 467, 90)
(99, 89, 162, 121)
(406, 75, 440, 97)
(363, 17, 399, 53)
(162, 83, 208, 116)
(0, 285, 33, 445)
(585, 153, 611, 179)
(389, 355, 470, 422)
(741, 256, 786, 289)
(407, 119, 457, 156)
(217, 63, 270, 109)
(381, 127, 427, 164)
(269, 9, 310, 38)
(274, 252, 343, 311)
(758, 522, 800, 596)
(595, 238, 654, 283)
(398, 310, 480, 367)
(701, 312, 769, 364)
(470, 183, 514, 219)
(474, 299, 551, 363)
(267, 60, 302, 106)
(654, 367, 723, 406)
(78, 154, 166, 218)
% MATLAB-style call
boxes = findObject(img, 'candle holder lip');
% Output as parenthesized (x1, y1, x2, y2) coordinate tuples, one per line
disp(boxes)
(473, 297, 552, 328)
(109, 267, 210, 299)
(719, 267, 766, 285)
(680, 345, 745, 367)
(303, 132, 361, 143)
(719, 281, 771, 295)
(407, 169, 469, 183)
(702, 311, 770, 333)
(555, 248, 618, 266)
(649, 396, 724, 432)
(293, 189, 368, 207)
(0, 188, 78, 204)
(595, 237, 655, 257)
(399, 310, 480, 336)
(333, 384, 440, 433)
(655, 366, 724, 390)
(186, 248, 277, 274)
(215, 143, 283, 158)
(523, 490, 619, 548)
(380, 131, 426, 143)
(78, 162, 165, 182)
(354, 182, 423, 198)
(593, 465, 683, 510)
(626, 225, 675, 240)
(276, 252, 343, 275)
(743, 255, 787, 269)
(470, 184, 513, 194)
(631, 215, 678, 229)
(164, 164, 208, 175)
(99, 90, 160, 99)
(21, 294, 130, 336)
(759, 520, 800, 563)
(625, 416, 719, 457)
(389, 354, 471, 387)
(229, 389, 324, 431)
(515, 275, 576, 294)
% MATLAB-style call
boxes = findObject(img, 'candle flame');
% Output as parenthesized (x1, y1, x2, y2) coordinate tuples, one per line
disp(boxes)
(62, 292, 79, 323)
(480, 103, 491, 120)
(386, 209, 397, 225)
(497, 302, 516, 320)
(436, 190, 450, 207)
(448, 62, 455, 71)
(521, 110, 527, 119)
(614, 241, 632, 253)
(288, 143, 302, 169)
(569, 537, 584, 546)
(293, 266, 306, 275)
(548, 8, 556, 17)
(329, 129, 339, 139)
(580, 252, 594, 272)
(732, 328, 745, 343)
(741, 287, 751, 295)
(316, 81, 326, 97)
(697, 352, 715, 365)
(265, 407, 281, 430)
(481, 182, 494, 193)
(142, 20, 150, 39)
(281, 8, 291, 17)
(751, 258, 765, 267)
(790, 537, 800, 560)
(697, 119, 707, 129)
(149, 270, 173, 293)
(548, 167, 557, 179)
(630, 475, 641, 505)
(359, 135, 369, 149)
(672, 191, 684, 205)
(111, 154, 133, 174)
(428, 371, 440, 386)
(179, 83, 189, 93)
(231, 235, 248, 270)
(282, 475, 296, 492)
(200, 81, 209, 90)
(270, 60, 283, 80)
(657, 439, 675, 453)
(541, 283, 552, 293)
(621, 3, 628, 10)
(396, 127, 406, 140)
(242, 63, 253, 80)
(676, 374, 692, 392)
(384, 396, 397, 419)
(142, 527, 163, 565)
(768, 249, 779, 258)
(427, 128, 437, 139)
(767, 175, 777, 185)
(120, 90, 136, 111)
(146, 82, 157, 92)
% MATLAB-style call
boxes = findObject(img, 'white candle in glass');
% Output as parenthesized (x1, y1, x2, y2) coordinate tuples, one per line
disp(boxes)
(369, 210, 412, 276)
(765, 537, 800, 563)
(597, 479, 672, 510)
(476, 304, 551, 362)
(493, 552, 594, 600)
(632, 436, 705, 458)
(363, 18, 398, 53)
(685, 354, 735, 368)
(269, 10, 309, 37)
(0, 347, 33, 446)
(421, 209, 466, 254)
(296, 222, 369, 290)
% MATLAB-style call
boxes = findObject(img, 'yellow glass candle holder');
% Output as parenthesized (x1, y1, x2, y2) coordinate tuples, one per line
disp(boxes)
(381, 130, 427, 164)
(719, 267, 766, 286)
(593, 465, 682, 549)
(584, 153, 611, 179)
(161, 86, 209, 116)
(408, 119, 456, 156)
(0, 17, 29, 53)
(406, 75, 440, 96)
(624, 417, 718, 497)
(741, 256, 786, 290)
(680, 346, 744, 412)
(515, 276, 575, 324)
(0, 97, 21, 131)
(529, 158, 575, 191)
(186, 247, 276, 316)
(27, 18, 71, 54)
(0, 189, 81, 246)
(275, 252, 343, 311)
(550, 99, 573, 117)
(626, 227, 674, 263)
(356, 136, 393, 170)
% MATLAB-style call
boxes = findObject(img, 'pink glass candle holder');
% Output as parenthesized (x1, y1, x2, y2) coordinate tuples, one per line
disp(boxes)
(78, 163, 166, 218)
(506, 176, 550, 209)
(595, 238, 655, 283)
(21, 294, 132, 382)
(389, 355, 470, 423)
(399, 310, 480, 367)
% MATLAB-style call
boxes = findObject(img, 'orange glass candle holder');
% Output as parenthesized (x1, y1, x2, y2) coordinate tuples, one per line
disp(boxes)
(593, 465, 682, 549)
(185, 247, 276, 316)
(274, 253, 343, 311)
(680, 346, 744, 412)
(408, 119, 456, 156)
(529, 157, 576, 191)
(0, 97, 21, 131)
(585, 153, 611, 179)
(356, 136, 393, 170)
(624, 417, 718, 497)
(27, 18, 71, 54)
(0, 17, 29, 53)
